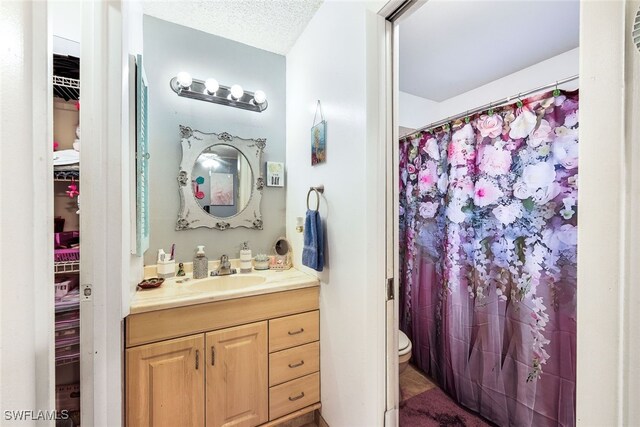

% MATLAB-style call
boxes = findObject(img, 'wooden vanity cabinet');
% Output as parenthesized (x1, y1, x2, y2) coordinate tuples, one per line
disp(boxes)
(125, 287, 320, 427)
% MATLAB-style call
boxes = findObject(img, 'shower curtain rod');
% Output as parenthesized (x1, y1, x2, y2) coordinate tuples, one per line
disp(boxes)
(399, 74, 579, 139)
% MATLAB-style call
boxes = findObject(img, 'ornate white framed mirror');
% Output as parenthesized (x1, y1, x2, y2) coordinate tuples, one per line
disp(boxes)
(176, 126, 265, 230)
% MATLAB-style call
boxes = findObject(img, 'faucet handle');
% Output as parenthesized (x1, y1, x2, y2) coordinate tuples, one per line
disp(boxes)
(219, 254, 231, 269)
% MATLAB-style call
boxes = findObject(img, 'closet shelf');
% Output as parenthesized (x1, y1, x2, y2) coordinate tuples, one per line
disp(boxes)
(54, 260, 80, 274)
(55, 302, 79, 314)
(53, 75, 80, 101)
(54, 170, 80, 181)
(55, 337, 79, 349)
(55, 323, 79, 334)
(55, 355, 80, 367)
(55, 289, 80, 314)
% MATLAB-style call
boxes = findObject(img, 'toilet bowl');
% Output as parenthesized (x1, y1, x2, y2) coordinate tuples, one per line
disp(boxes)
(399, 330, 412, 374)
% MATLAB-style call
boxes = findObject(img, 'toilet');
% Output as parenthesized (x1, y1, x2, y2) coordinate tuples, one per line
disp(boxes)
(398, 330, 412, 374)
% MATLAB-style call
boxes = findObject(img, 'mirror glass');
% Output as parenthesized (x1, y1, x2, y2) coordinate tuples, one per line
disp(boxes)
(275, 238, 289, 256)
(191, 145, 253, 218)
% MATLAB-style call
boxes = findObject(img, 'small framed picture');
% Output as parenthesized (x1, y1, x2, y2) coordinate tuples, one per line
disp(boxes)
(311, 121, 326, 165)
(266, 162, 284, 187)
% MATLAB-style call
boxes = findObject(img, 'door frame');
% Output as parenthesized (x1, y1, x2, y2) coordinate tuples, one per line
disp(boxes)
(376, 2, 424, 426)
(378, 1, 639, 425)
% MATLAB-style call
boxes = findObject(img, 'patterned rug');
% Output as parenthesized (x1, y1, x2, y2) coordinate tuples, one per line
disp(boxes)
(400, 387, 493, 427)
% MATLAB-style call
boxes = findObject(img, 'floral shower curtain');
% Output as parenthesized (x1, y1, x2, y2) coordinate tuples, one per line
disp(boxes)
(399, 90, 578, 426)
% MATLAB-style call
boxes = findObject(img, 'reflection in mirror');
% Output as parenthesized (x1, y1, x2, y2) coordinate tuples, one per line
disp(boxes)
(275, 238, 289, 256)
(192, 145, 253, 218)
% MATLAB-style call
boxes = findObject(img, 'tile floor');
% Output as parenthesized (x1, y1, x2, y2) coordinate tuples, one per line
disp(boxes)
(292, 365, 437, 427)
(400, 364, 437, 402)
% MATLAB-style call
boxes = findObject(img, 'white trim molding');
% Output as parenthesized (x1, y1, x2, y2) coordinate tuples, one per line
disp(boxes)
(0, 1, 55, 423)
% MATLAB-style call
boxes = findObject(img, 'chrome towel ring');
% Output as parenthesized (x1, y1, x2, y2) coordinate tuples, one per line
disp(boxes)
(306, 186, 324, 211)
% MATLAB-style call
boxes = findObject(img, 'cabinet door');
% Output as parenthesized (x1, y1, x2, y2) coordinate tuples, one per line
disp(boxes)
(126, 334, 204, 427)
(206, 322, 268, 427)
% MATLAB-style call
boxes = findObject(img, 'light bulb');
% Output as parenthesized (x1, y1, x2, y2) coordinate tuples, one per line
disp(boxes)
(176, 72, 192, 88)
(204, 78, 219, 94)
(253, 90, 266, 105)
(230, 84, 244, 100)
(202, 158, 219, 169)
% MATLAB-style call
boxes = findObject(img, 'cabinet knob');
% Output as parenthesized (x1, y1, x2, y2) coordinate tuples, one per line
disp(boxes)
(288, 328, 304, 336)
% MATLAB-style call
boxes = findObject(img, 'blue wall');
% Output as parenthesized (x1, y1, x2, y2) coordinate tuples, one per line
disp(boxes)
(144, 15, 286, 264)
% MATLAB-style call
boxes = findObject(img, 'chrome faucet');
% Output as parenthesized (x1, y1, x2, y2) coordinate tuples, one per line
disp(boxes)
(211, 254, 235, 276)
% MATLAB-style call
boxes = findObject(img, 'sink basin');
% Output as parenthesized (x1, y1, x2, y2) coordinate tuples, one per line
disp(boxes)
(188, 275, 267, 293)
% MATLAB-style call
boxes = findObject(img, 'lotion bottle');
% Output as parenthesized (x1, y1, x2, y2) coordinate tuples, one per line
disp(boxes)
(193, 245, 208, 279)
(240, 241, 252, 273)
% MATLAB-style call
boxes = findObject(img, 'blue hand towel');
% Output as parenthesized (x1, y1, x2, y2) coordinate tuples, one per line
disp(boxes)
(302, 209, 324, 272)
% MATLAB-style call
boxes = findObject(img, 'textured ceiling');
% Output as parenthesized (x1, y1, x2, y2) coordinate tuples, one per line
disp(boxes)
(399, 0, 580, 101)
(142, 0, 323, 55)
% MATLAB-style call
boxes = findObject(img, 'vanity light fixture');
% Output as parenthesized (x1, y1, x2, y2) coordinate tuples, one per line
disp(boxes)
(170, 73, 268, 113)
(204, 78, 219, 95)
(253, 90, 267, 105)
(176, 71, 192, 89)
(229, 84, 244, 100)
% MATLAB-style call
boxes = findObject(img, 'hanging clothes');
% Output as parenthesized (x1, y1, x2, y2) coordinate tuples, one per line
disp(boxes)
(399, 89, 579, 427)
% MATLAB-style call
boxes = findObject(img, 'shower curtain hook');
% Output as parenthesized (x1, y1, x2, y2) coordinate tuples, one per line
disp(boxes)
(516, 93, 523, 108)
(488, 102, 494, 116)
(553, 81, 561, 97)
(465, 110, 470, 123)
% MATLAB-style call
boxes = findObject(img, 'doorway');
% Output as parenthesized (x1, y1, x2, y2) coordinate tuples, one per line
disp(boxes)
(380, 0, 637, 426)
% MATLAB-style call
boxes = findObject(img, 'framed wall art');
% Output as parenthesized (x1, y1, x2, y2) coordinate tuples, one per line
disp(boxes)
(311, 100, 326, 165)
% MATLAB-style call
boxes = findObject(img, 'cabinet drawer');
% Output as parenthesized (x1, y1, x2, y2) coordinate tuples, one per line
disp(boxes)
(269, 372, 320, 421)
(269, 341, 319, 386)
(269, 311, 319, 352)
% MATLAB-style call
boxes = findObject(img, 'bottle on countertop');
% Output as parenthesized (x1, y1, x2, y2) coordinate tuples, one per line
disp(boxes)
(193, 245, 208, 279)
(240, 241, 252, 273)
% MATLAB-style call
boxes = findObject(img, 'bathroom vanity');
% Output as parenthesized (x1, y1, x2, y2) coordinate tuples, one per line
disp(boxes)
(125, 269, 320, 427)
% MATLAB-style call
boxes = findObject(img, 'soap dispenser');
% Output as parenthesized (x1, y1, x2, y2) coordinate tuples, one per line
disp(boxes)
(240, 241, 252, 273)
(193, 245, 208, 279)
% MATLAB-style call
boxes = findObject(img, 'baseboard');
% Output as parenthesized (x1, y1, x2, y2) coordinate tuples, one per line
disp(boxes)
(261, 403, 320, 427)
(314, 410, 329, 427)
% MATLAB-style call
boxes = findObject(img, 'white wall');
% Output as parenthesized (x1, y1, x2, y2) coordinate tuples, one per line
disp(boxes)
(398, 91, 438, 129)
(51, 1, 81, 46)
(0, 0, 54, 422)
(399, 48, 579, 131)
(623, 3, 640, 423)
(142, 15, 287, 265)
(286, 1, 387, 425)
(51, 1, 81, 56)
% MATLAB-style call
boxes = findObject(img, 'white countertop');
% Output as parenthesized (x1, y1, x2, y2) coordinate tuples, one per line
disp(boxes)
(130, 268, 319, 314)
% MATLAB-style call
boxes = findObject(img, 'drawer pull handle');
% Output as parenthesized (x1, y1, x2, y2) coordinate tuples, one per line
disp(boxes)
(288, 328, 305, 336)
(289, 392, 305, 401)
(211, 347, 215, 366)
(195, 350, 200, 370)
(288, 360, 305, 368)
